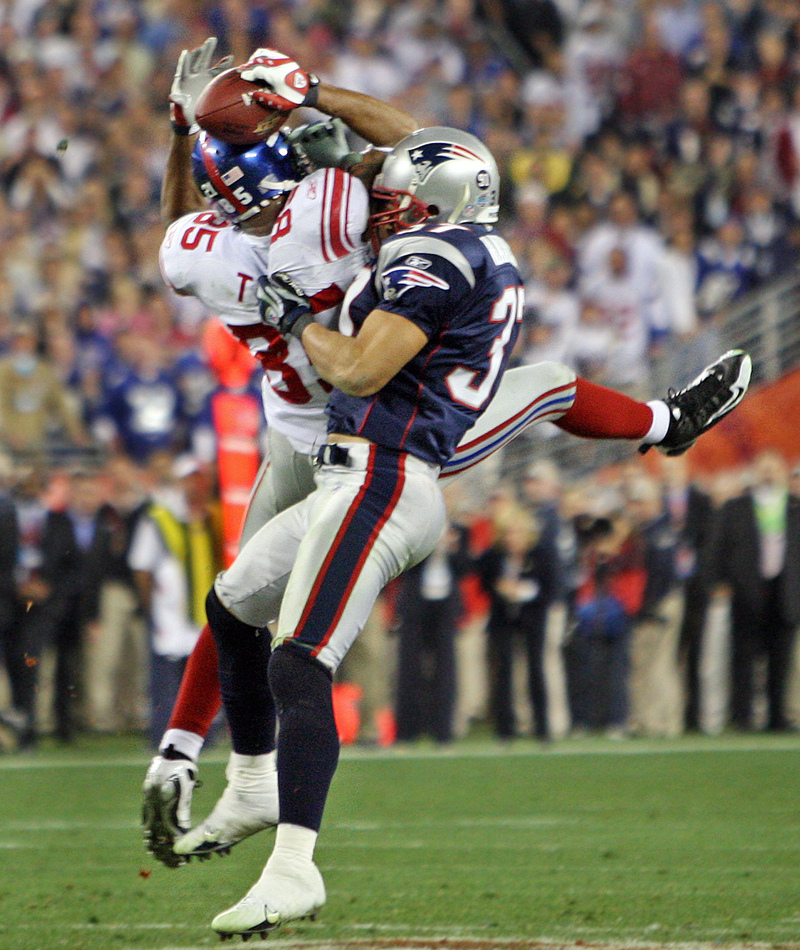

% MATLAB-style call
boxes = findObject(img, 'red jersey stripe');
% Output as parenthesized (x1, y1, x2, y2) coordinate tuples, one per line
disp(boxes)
(337, 172, 358, 254)
(200, 137, 248, 216)
(319, 171, 333, 263)
(326, 169, 348, 259)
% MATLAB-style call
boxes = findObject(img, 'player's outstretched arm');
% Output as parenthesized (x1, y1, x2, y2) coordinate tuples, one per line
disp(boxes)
(257, 272, 426, 394)
(257, 274, 428, 395)
(300, 309, 427, 397)
(161, 37, 232, 223)
(314, 84, 418, 147)
(238, 49, 417, 148)
(161, 133, 205, 224)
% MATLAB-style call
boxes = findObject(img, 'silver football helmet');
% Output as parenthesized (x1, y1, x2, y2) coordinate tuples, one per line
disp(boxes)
(370, 127, 500, 243)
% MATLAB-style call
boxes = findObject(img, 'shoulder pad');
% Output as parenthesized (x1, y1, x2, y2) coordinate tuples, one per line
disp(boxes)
(376, 231, 475, 289)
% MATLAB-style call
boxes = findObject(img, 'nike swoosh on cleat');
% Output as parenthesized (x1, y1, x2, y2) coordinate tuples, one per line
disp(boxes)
(704, 361, 750, 426)
(705, 381, 746, 425)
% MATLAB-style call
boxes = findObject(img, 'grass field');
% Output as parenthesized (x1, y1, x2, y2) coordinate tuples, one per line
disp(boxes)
(1, 733, 799, 950)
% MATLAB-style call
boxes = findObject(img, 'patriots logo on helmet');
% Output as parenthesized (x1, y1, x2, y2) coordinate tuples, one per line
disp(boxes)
(382, 264, 450, 300)
(407, 142, 485, 185)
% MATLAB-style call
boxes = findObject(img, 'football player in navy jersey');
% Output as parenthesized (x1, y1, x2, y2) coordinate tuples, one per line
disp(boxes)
(204, 128, 527, 937)
(204, 126, 752, 938)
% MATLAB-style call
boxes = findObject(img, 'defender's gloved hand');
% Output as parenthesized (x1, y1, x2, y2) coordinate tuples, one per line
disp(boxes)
(257, 272, 314, 339)
(286, 118, 362, 170)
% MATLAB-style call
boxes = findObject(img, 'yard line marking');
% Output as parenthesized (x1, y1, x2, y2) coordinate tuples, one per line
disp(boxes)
(0, 818, 137, 830)
(0, 737, 799, 771)
(52, 937, 800, 950)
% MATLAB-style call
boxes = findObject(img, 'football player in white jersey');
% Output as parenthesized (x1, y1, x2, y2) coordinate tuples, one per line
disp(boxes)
(142, 37, 418, 867)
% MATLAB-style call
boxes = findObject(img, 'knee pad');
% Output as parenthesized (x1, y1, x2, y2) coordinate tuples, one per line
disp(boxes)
(268, 643, 332, 713)
(206, 586, 258, 647)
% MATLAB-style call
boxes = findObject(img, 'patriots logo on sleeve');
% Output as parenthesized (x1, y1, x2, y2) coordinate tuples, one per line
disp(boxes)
(408, 141, 485, 184)
(382, 261, 450, 299)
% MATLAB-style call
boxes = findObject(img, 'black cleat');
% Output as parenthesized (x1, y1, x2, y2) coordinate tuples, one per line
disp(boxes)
(641, 349, 751, 456)
(141, 755, 198, 868)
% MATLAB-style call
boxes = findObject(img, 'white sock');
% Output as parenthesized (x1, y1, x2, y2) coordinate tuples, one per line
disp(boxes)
(159, 728, 203, 762)
(269, 823, 318, 865)
(644, 400, 671, 444)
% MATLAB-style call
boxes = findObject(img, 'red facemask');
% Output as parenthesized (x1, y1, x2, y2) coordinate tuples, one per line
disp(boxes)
(368, 185, 432, 253)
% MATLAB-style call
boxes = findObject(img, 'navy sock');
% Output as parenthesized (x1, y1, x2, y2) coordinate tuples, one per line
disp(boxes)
(205, 587, 275, 755)
(268, 644, 339, 832)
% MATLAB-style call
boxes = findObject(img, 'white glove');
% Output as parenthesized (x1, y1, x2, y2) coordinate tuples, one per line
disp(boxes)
(170, 37, 233, 135)
(238, 48, 319, 112)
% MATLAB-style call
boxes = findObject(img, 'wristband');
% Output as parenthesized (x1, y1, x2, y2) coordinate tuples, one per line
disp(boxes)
(303, 75, 320, 108)
(289, 312, 315, 339)
(172, 122, 198, 137)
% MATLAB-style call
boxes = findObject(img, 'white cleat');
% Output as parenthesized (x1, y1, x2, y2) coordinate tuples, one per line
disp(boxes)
(211, 857, 325, 938)
(174, 752, 278, 859)
(142, 755, 198, 868)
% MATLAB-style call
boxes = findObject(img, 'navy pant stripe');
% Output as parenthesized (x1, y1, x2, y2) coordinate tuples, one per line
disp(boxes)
(292, 448, 405, 656)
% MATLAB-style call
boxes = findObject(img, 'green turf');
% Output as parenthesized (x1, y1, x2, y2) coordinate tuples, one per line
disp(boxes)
(0, 733, 799, 949)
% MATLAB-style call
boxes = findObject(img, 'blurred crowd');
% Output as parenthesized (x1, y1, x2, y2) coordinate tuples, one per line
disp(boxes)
(388, 447, 800, 745)
(2, 444, 800, 750)
(1, 0, 800, 464)
(1, 0, 800, 748)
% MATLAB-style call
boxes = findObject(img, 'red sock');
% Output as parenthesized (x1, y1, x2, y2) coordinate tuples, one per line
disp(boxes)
(555, 377, 654, 440)
(167, 623, 222, 737)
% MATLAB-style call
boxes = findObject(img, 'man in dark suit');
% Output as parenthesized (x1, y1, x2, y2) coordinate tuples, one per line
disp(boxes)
(708, 450, 800, 731)
(661, 455, 715, 732)
(476, 505, 558, 741)
(1, 465, 76, 747)
(393, 523, 468, 745)
(0, 460, 20, 743)
(52, 468, 108, 742)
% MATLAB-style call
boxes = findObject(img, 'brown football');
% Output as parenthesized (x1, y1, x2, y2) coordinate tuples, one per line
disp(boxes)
(194, 68, 285, 145)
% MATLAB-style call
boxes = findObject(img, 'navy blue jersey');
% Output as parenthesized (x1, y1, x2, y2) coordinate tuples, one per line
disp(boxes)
(326, 223, 523, 466)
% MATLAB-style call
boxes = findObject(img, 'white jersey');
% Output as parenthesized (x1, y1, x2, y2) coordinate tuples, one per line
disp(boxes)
(159, 168, 370, 453)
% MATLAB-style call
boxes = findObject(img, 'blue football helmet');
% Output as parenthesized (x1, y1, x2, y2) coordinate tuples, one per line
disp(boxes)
(191, 131, 301, 224)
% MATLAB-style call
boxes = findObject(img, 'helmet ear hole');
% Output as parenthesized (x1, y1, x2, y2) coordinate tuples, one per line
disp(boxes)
(426, 205, 439, 217)
(406, 203, 429, 225)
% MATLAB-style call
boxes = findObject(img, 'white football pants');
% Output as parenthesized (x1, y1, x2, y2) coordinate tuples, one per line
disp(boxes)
(215, 443, 445, 673)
